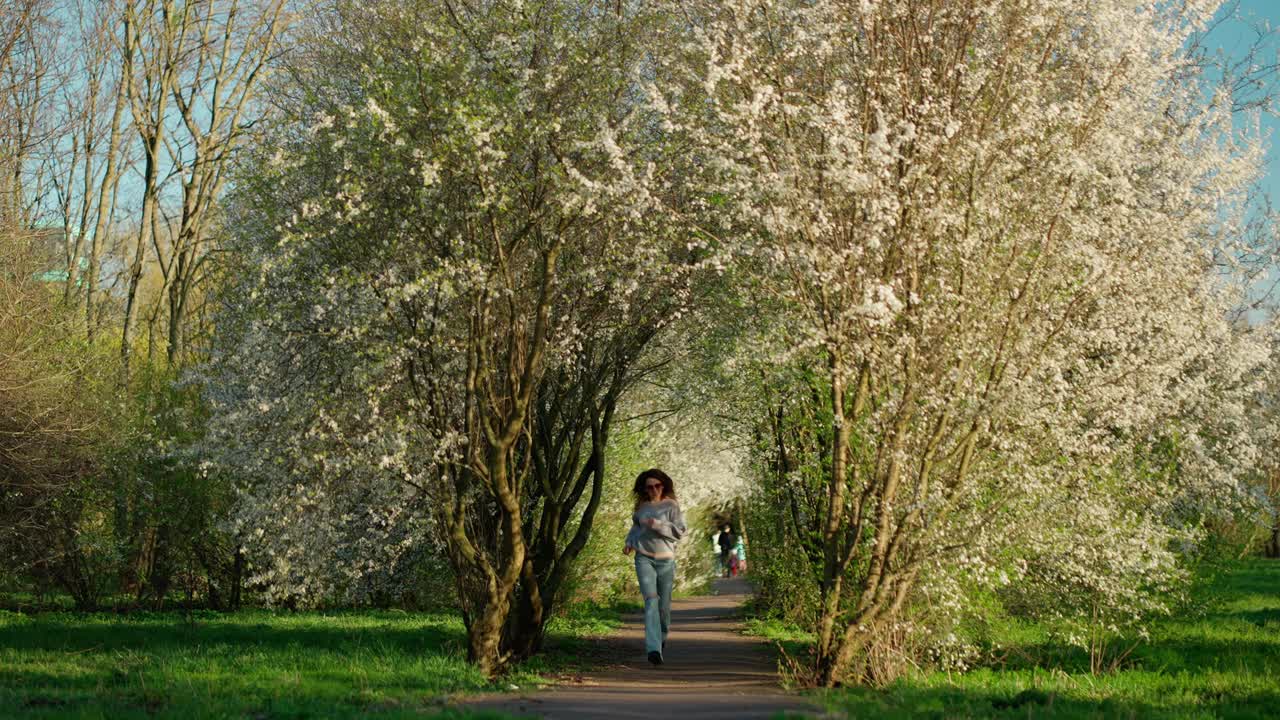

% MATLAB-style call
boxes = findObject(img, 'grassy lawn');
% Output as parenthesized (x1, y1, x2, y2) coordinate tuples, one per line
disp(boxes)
(0, 600, 629, 719)
(746, 559, 1280, 719)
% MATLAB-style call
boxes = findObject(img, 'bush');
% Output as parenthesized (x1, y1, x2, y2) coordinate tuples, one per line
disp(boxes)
(1, 229, 244, 610)
(0, 230, 122, 608)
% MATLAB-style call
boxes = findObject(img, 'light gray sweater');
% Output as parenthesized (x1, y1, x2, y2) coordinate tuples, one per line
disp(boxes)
(625, 499, 687, 559)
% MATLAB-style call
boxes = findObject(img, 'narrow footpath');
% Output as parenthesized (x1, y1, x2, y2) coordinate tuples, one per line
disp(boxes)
(460, 577, 822, 720)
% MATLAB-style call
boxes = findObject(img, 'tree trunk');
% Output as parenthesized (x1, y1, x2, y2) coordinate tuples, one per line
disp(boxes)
(229, 546, 244, 610)
(86, 68, 128, 341)
(468, 600, 510, 678)
(816, 349, 849, 685)
(503, 570, 548, 660)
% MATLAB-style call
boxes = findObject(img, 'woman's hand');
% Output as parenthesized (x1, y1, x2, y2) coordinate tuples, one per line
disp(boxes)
(644, 517, 658, 528)
(623, 545, 634, 556)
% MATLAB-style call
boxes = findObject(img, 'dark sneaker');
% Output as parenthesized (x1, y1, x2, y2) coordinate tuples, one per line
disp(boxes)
(647, 651, 663, 666)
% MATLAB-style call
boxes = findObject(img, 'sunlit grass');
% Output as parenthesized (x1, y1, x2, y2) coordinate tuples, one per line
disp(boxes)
(0, 601, 628, 719)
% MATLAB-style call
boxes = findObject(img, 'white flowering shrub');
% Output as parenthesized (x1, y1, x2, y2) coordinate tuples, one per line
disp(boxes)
(203, 0, 723, 674)
(650, 0, 1274, 685)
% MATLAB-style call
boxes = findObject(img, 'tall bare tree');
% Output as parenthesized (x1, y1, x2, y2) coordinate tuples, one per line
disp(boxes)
(118, 0, 286, 381)
(157, 0, 285, 364)
(118, 0, 182, 383)
(41, 0, 131, 324)
(0, 0, 53, 230)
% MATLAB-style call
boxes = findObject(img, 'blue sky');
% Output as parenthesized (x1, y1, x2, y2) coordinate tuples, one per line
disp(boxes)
(1206, 1, 1280, 317)
(1214, 0, 1280, 198)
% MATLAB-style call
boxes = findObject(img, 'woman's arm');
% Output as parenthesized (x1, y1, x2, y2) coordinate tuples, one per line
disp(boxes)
(649, 504, 687, 541)
(623, 514, 641, 553)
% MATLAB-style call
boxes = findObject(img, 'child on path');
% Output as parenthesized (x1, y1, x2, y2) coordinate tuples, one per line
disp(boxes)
(717, 525, 735, 578)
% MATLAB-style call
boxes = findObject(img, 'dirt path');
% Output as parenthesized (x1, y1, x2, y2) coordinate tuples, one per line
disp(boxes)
(459, 577, 821, 719)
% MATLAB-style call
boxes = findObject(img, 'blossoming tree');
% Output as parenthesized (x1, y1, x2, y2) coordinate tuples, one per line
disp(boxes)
(660, 0, 1270, 684)
(206, 0, 702, 675)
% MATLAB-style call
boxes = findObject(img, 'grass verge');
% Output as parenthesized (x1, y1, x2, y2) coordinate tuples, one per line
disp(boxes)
(743, 559, 1280, 719)
(0, 598, 630, 719)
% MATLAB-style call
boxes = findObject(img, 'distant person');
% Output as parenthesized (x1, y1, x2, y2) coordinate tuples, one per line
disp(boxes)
(623, 468, 687, 666)
(730, 534, 747, 577)
(717, 525, 735, 578)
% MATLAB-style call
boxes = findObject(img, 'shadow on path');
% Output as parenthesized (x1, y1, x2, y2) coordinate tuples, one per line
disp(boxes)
(459, 577, 820, 719)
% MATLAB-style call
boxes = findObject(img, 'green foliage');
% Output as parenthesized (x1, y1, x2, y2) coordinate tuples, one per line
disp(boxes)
(734, 363, 828, 625)
(106, 367, 242, 609)
(561, 424, 650, 605)
(740, 516, 822, 625)
(670, 508, 719, 598)
(1, 230, 248, 611)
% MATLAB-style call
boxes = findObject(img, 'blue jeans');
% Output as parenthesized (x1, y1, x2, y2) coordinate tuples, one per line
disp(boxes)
(634, 555, 675, 655)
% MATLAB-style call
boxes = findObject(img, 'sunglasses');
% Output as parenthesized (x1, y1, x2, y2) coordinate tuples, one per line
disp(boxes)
(645, 482, 664, 489)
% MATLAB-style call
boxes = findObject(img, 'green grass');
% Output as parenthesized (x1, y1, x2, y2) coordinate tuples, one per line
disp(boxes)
(0, 600, 629, 719)
(746, 559, 1280, 719)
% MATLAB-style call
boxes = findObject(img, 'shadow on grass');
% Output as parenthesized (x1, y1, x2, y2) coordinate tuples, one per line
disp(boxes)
(1229, 607, 1280, 627)
(0, 598, 636, 666)
(534, 598, 638, 667)
(1210, 558, 1280, 596)
(0, 610, 468, 658)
